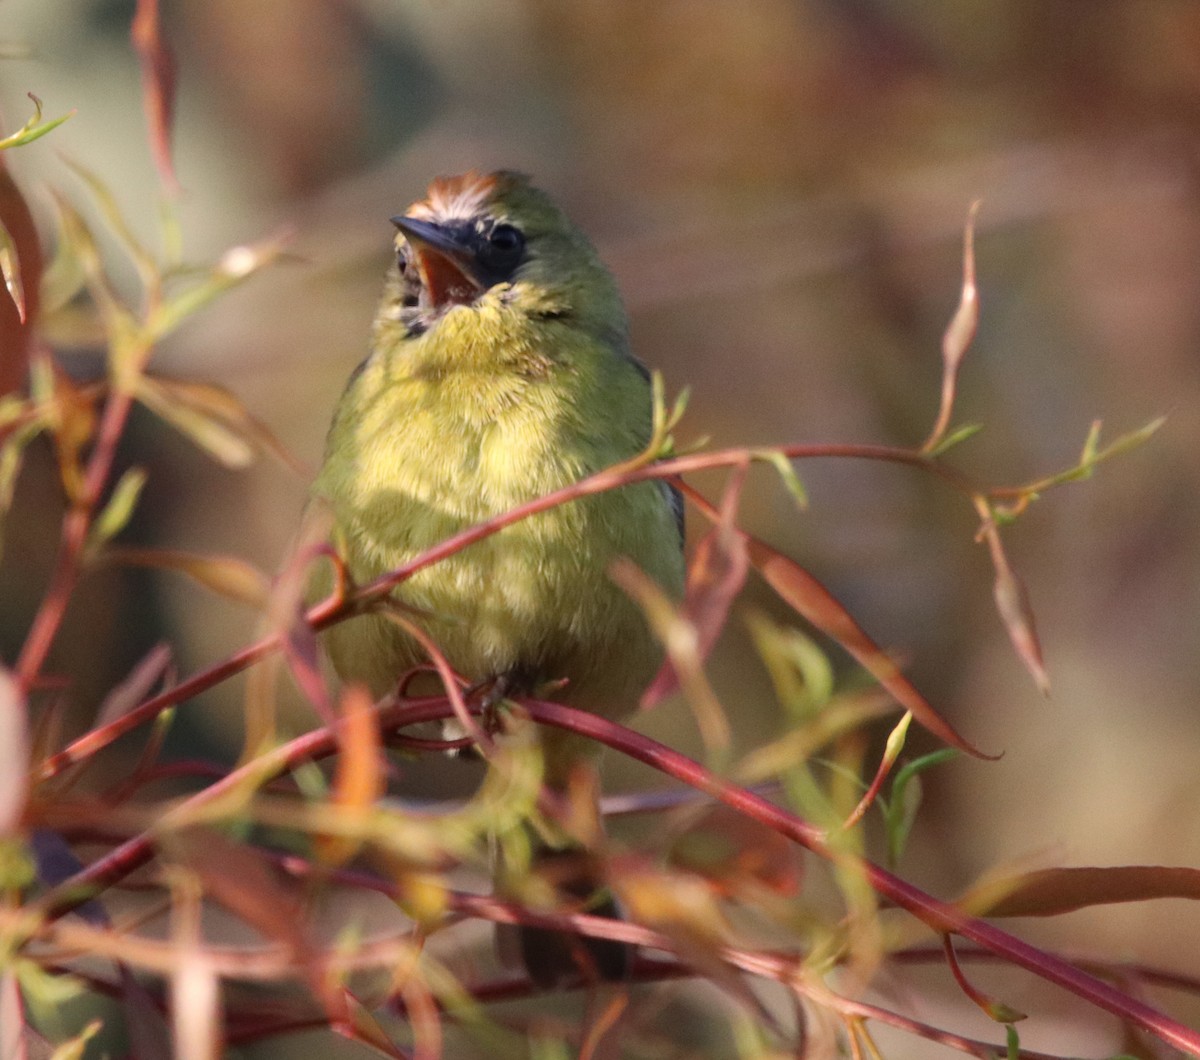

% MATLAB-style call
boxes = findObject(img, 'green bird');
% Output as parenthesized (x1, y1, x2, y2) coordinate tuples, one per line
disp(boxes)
(310, 170, 686, 984)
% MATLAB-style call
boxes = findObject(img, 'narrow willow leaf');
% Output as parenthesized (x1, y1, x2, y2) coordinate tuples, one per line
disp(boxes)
(928, 421, 983, 457)
(0, 218, 25, 323)
(745, 534, 995, 758)
(61, 155, 158, 286)
(1079, 418, 1103, 468)
(137, 377, 254, 468)
(885, 748, 957, 867)
(45, 189, 135, 345)
(106, 547, 270, 607)
(45, 1019, 101, 1060)
(941, 201, 981, 374)
(964, 864, 1200, 918)
(615, 558, 732, 761)
(87, 466, 148, 554)
(843, 711, 913, 831)
(317, 684, 383, 867)
(0, 94, 74, 151)
(922, 201, 981, 454)
(643, 468, 749, 708)
(745, 612, 835, 719)
(149, 234, 289, 338)
(95, 642, 172, 726)
(142, 374, 304, 473)
(752, 448, 808, 508)
(132, 0, 179, 192)
(992, 557, 1050, 696)
(38, 223, 87, 317)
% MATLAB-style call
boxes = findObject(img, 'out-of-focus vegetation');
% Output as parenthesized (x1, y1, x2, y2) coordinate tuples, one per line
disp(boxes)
(4, 2, 1200, 1057)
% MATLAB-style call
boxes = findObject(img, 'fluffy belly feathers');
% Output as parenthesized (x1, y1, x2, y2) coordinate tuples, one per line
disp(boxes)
(316, 386, 681, 718)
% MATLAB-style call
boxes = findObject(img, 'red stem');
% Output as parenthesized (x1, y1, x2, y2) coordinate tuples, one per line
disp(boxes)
(37, 694, 1200, 1056)
(16, 387, 136, 690)
(516, 698, 1200, 1056)
(38, 440, 969, 782)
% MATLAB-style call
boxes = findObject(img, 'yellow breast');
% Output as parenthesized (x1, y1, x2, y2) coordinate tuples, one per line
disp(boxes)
(312, 299, 684, 723)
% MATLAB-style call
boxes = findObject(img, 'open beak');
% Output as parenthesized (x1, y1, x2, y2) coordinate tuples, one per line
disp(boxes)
(391, 216, 483, 309)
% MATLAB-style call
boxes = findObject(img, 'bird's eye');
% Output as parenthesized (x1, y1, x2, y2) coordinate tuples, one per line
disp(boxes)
(489, 224, 524, 253)
(477, 223, 526, 274)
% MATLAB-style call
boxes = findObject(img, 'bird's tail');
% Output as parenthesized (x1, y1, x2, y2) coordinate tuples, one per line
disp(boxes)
(496, 841, 631, 989)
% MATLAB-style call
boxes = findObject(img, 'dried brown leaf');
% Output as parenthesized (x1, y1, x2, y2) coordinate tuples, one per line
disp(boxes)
(671, 803, 803, 897)
(614, 559, 731, 757)
(335, 989, 412, 1059)
(745, 535, 994, 759)
(644, 467, 750, 707)
(923, 201, 980, 454)
(0, 162, 42, 394)
(964, 865, 1200, 918)
(318, 684, 384, 867)
(131, 0, 179, 192)
(0, 218, 25, 324)
(992, 556, 1049, 696)
(975, 507, 1050, 695)
(168, 829, 308, 956)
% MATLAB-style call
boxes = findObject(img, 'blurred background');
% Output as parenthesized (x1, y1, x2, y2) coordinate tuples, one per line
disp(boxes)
(3, 0, 1200, 1055)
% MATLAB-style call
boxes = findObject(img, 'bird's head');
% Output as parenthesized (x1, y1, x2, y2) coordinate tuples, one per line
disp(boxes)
(387, 171, 628, 342)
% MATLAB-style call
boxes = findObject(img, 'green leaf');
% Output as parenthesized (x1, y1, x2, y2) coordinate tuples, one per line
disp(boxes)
(0, 837, 34, 891)
(0, 95, 74, 152)
(14, 959, 87, 1008)
(136, 377, 254, 468)
(753, 448, 808, 508)
(87, 467, 148, 555)
(747, 614, 834, 719)
(928, 421, 983, 457)
(61, 155, 158, 289)
(0, 397, 25, 429)
(46, 189, 137, 350)
(885, 748, 957, 866)
(1005, 1023, 1020, 1060)
(37, 222, 88, 317)
(47, 1020, 102, 1060)
(149, 233, 289, 339)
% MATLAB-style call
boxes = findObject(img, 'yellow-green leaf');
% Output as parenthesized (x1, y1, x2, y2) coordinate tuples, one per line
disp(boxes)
(758, 448, 808, 508)
(62, 154, 158, 288)
(88, 467, 148, 554)
(137, 376, 254, 468)
(150, 234, 290, 339)
(47, 1019, 102, 1060)
(105, 547, 271, 607)
(928, 422, 983, 457)
(0, 94, 74, 152)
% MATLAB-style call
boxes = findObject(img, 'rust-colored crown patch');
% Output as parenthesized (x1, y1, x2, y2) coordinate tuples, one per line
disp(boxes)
(407, 170, 515, 223)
